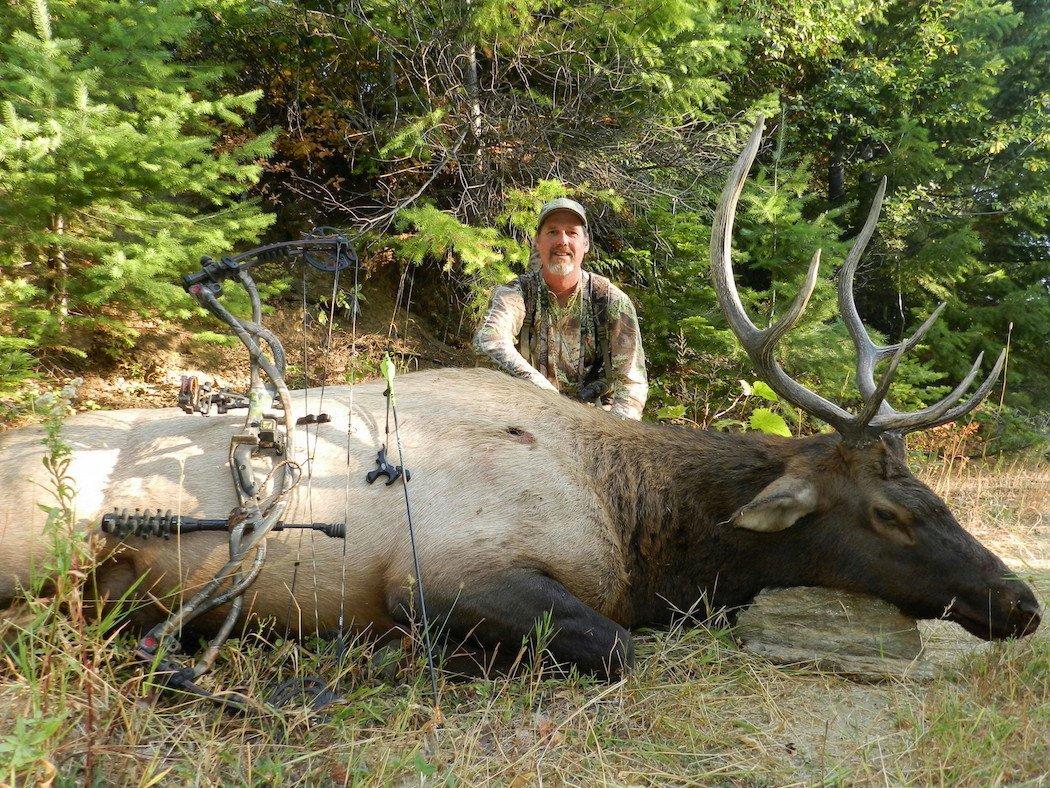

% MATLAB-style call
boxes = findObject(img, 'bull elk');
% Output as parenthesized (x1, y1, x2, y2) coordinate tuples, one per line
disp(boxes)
(0, 118, 1040, 683)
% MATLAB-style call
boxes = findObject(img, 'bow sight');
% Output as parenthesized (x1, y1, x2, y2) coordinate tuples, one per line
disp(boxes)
(100, 228, 360, 711)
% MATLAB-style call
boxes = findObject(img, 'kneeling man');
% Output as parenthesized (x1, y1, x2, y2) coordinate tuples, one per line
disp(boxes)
(474, 198, 648, 419)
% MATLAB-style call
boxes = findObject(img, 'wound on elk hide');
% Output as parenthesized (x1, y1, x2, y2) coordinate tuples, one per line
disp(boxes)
(506, 426, 536, 446)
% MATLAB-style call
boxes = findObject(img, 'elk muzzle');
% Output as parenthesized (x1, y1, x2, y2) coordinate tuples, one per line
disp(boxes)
(948, 574, 1041, 641)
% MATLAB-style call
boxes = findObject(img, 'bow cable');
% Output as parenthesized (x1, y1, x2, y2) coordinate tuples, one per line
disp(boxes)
(381, 354, 440, 705)
(283, 259, 341, 642)
(337, 241, 361, 672)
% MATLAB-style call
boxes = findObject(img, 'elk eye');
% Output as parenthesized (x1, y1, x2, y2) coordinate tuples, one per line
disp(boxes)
(874, 506, 897, 524)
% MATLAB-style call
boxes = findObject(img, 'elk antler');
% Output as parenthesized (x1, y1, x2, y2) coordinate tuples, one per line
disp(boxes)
(710, 116, 1006, 443)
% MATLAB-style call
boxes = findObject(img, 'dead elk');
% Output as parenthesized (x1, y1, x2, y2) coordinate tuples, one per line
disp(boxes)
(0, 118, 1040, 682)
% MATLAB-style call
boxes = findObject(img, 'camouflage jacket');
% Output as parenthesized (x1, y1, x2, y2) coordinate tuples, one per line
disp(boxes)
(473, 270, 648, 419)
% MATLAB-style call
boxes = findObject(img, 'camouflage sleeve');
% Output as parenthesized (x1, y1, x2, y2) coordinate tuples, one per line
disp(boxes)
(607, 291, 648, 420)
(473, 283, 557, 392)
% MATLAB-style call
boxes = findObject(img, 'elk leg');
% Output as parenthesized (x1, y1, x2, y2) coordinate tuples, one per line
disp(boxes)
(387, 569, 634, 681)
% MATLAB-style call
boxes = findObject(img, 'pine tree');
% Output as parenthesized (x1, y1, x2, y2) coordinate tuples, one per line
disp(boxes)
(0, 0, 273, 391)
(795, 0, 1048, 415)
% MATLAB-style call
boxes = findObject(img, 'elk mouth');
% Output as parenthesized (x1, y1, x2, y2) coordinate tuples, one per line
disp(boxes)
(944, 597, 1041, 641)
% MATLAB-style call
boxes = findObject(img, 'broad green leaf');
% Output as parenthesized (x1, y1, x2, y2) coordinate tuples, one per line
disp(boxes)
(750, 408, 791, 437)
(751, 381, 779, 402)
(655, 404, 687, 420)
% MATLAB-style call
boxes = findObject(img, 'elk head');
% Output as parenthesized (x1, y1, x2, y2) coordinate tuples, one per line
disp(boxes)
(710, 117, 1041, 640)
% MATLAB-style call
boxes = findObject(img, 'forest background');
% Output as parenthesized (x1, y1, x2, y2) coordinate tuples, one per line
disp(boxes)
(1, 0, 1046, 447)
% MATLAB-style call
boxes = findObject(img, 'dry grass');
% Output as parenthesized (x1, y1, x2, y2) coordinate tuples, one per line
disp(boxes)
(920, 454, 1048, 576)
(1, 425, 1046, 785)
(1, 602, 1045, 785)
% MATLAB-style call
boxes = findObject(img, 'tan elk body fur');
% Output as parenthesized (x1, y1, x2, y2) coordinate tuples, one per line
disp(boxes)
(1, 368, 631, 634)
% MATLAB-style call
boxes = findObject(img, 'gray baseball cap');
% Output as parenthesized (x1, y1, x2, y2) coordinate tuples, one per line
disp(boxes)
(537, 197, 588, 231)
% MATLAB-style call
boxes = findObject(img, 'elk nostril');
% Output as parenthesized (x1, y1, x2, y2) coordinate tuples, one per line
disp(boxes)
(1012, 599, 1041, 635)
(1015, 592, 1041, 614)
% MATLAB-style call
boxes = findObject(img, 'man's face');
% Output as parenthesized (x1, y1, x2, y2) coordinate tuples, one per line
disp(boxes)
(536, 210, 589, 279)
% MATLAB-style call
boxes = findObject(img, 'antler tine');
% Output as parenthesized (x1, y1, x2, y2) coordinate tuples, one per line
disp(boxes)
(896, 348, 1006, 433)
(872, 352, 985, 432)
(854, 342, 908, 429)
(848, 301, 988, 434)
(710, 117, 767, 343)
(855, 300, 947, 425)
(834, 179, 967, 438)
(711, 116, 854, 433)
(764, 249, 822, 351)
(838, 177, 888, 401)
(898, 301, 947, 355)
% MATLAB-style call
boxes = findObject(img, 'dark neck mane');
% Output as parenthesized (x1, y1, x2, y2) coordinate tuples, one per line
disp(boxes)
(581, 421, 815, 626)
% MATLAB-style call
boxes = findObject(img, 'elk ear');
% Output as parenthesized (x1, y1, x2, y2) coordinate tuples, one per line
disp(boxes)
(733, 475, 818, 533)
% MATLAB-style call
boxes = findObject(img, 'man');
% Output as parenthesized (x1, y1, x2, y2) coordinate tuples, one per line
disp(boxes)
(474, 198, 648, 419)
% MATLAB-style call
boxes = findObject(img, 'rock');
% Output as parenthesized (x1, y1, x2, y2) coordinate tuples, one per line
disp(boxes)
(735, 587, 934, 680)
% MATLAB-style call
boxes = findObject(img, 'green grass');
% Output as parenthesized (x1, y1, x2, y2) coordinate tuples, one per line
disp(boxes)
(1, 603, 1045, 785)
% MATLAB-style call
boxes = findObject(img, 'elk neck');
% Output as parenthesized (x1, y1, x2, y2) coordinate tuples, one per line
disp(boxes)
(580, 420, 836, 627)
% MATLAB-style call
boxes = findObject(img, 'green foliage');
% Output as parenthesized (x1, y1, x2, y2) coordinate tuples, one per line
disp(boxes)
(395, 205, 508, 276)
(0, 713, 67, 784)
(789, 0, 1048, 414)
(181, 0, 1043, 446)
(750, 381, 779, 402)
(655, 404, 687, 421)
(750, 408, 792, 437)
(0, 0, 273, 390)
(1, 0, 1043, 447)
(31, 378, 83, 591)
(393, 204, 516, 317)
(975, 404, 1049, 454)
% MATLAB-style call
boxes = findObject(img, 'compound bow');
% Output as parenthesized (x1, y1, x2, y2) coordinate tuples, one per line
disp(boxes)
(99, 228, 438, 713)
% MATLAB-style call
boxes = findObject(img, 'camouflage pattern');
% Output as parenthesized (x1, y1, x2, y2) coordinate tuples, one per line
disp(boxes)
(474, 271, 648, 419)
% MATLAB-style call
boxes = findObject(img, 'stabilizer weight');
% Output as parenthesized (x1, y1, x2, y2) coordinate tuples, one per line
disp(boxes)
(100, 509, 346, 540)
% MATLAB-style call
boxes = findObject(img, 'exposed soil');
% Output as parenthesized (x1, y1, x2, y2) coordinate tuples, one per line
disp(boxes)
(6, 266, 477, 424)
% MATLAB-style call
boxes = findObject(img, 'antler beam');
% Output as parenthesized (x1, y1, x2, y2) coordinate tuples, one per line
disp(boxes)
(834, 171, 1006, 434)
(710, 116, 1005, 443)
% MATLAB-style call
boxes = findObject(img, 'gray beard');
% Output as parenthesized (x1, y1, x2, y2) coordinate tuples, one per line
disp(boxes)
(546, 261, 575, 277)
